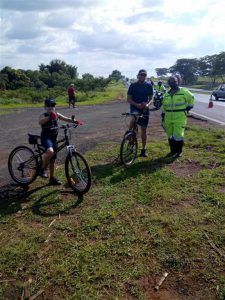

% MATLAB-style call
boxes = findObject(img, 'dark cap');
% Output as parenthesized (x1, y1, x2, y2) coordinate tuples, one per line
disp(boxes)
(138, 69, 147, 76)
(45, 98, 56, 107)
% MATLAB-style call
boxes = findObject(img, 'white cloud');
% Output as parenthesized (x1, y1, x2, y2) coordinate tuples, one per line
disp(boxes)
(0, 0, 224, 77)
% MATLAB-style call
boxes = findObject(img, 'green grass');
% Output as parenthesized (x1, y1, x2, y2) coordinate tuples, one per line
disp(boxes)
(0, 125, 225, 299)
(0, 82, 126, 109)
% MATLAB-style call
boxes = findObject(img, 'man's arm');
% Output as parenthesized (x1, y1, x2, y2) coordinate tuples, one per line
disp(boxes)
(127, 94, 142, 109)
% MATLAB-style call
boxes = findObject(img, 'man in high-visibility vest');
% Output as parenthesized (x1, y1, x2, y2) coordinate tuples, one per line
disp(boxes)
(162, 75, 195, 157)
(155, 80, 166, 93)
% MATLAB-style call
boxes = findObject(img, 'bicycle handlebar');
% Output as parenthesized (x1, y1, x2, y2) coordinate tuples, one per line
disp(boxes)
(60, 123, 79, 129)
(121, 112, 143, 116)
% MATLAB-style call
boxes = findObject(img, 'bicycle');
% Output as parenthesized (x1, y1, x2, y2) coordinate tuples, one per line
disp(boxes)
(120, 112, 144, 166)
(8, 121, 92, 195)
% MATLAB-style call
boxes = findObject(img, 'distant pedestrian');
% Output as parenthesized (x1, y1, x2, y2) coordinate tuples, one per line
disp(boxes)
(67, 83, 76, 108)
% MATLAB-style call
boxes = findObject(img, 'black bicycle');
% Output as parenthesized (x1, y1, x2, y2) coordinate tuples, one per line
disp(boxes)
(8, 122, 91, 195)
(120, 112, 144, 166)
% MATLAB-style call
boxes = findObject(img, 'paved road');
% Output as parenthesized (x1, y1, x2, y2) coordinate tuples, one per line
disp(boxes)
(0, 101, 163, 186)
(0, 102, 120, 184)
(192, 92, 225, 125)
(1, 95, 224, 186)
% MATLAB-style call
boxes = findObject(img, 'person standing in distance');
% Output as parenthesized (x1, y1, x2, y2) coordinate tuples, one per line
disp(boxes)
(67, 83, 76, 108)
(127, 69, 153, 157)
(162, 75, 195, 158)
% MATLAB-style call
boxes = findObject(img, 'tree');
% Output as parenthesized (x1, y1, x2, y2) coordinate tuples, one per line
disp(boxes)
(169, 58, 198, 85)
(0, 66, 30, 89)
(214, 52, 225, 82)
(39, 59, 78, 79)
(155, 68, 169, 77)
(0, 73, 9, 89)
(109, 70, 122, 81)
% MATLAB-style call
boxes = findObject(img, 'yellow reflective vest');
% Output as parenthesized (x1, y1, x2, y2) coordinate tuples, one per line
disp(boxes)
(162, 87, 194, 112)
(155, 84, 166, 93)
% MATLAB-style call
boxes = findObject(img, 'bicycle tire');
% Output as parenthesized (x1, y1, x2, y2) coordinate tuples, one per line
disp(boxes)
(65, 151, 91, 195)
(120, 132, 138, 166)
(8, 146, 38, 185)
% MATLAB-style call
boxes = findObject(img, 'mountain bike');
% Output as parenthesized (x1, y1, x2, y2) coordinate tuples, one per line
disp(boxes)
(120, 112, 143, 166)
(8, 122, 91, 195)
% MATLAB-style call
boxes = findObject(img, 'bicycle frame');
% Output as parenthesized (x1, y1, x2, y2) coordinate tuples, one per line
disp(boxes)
(27, 124, 79, 169)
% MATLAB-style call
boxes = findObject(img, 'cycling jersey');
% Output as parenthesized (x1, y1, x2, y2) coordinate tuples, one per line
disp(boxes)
(41, 114, 58, 137)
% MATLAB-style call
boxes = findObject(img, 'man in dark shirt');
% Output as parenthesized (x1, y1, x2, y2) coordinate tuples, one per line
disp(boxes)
(127, 69, 153, 157)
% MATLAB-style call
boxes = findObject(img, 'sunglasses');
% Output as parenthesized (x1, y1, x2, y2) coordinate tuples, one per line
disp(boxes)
(46, 104, 56, 107)
(139, 73, 147, 76)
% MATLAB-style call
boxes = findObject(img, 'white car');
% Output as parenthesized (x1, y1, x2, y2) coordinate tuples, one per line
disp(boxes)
(212, 84, 225, 100)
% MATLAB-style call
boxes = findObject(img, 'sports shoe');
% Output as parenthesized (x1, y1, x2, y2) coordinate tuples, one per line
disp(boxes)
(39, 168, 48, 178)
(49, 177, 62, 186)
(175, 152, 183, 158)
(140, 149, 148, 157)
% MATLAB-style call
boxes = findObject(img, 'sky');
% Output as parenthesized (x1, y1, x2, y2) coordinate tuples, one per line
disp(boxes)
(0, 0, 224, 78)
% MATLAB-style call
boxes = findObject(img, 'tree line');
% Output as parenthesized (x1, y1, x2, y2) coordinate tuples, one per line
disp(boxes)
(0, 59, 122, 92)
(155, 52, 225, 85)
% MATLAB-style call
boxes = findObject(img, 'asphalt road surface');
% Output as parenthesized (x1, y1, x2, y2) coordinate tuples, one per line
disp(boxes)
(1, 97, 224, 186)
(191, 92, 225, 125)
(0, 101, 160, 185)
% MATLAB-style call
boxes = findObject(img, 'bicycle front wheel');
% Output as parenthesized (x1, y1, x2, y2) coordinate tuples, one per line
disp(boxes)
(8, 146, 38, 185)
(65, 151, 91, 195)
(120, 132, 138, 166)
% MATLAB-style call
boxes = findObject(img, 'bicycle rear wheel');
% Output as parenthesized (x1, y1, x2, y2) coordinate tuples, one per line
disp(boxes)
(120, 132, 138, 166)
(65, 151, 91, 195)
(8, 146, 38, 185)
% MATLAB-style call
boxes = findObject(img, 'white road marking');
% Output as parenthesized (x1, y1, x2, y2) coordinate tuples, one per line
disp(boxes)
(191, 112, 225, 126)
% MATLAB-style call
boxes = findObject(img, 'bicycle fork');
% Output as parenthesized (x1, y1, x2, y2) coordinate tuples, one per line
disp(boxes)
(67, 146, 84, 182)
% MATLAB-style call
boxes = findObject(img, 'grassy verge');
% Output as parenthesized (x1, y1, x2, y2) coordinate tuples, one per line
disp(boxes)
(0, 125, 225, 299)
(0, 82, 126, 109)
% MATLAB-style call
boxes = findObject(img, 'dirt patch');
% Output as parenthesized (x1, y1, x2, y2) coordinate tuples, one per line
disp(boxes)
(169, 161, 202, 177)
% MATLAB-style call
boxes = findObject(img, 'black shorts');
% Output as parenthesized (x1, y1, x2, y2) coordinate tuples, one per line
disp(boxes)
(69, 95, 76, 103)
(130, 107, 149, 128)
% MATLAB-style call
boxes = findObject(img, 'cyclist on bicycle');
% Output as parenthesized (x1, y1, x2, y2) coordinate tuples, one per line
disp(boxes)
(39, 98, 80, 185)
(127, 69, 153, 157)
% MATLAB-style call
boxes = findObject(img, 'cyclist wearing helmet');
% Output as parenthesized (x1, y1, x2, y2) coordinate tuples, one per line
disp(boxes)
(127, 69, 153, 157)
(39, 98, 80, 185)
(155, 80, 166, 93)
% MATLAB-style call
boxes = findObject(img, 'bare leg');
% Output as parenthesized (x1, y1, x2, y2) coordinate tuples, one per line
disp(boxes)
(129, 116, 135, 130)
(141, 127, 147, 149)
(42, 148, 54, 169)
(49, 159, 55, 178)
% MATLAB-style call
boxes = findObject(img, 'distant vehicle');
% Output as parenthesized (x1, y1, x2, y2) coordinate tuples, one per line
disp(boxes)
(212, 84, 225, 100)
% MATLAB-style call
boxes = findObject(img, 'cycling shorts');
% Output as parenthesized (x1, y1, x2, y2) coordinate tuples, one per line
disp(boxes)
(41, 136, 57, 151)
(69, 95, 76, 103)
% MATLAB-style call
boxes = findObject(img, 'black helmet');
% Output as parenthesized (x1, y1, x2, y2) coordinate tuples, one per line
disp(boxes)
(45, 98, 56, 107)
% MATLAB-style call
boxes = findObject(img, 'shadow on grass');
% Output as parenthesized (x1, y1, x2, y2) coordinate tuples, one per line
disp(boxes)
(31, 191, 84, 217)
(0, 183, 47, 217)
(92, 155, 177, 184)
(0, 182, 84, 218)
